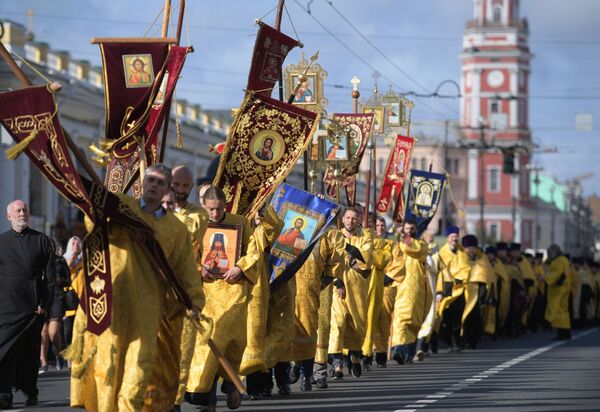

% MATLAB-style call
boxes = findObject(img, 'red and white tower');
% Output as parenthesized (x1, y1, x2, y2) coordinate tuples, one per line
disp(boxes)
(460, 0, 535, 246)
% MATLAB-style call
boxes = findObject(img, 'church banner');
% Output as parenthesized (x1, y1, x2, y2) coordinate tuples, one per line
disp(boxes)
(376, 135, 415, 213)
(0, 85, 196, 335)
(267, 183, 340, 291)
(247, 22, 300, 96)
(404, 169, 447, 237)
(96, 40, 171, 192)
(103, 45, 190, 193)
(323, 112, 374, 204)
(0, 85, 94, 219)
(213, 92, 320, 218)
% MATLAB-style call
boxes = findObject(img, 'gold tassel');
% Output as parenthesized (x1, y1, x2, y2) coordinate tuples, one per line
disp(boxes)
(176, 121, 183, 148)
(61, 333, 84, 362)
(5, 128, 40, 160)
(88, 144, 109, 158)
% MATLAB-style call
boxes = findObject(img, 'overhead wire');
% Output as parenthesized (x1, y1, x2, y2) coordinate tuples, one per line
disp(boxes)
(291, 0, 452, 119)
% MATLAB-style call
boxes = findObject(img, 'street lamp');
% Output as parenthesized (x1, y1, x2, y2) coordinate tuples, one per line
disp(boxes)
(477, 116, 487, 242)
(526, 164, 543, 250)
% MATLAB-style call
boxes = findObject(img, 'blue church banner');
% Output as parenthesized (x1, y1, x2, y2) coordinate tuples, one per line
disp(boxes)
(404, 169, 447, 237)
(268, 183, 340, 292)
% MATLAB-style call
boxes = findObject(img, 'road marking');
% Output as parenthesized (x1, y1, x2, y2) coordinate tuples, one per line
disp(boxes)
(392, 327, 598, 411)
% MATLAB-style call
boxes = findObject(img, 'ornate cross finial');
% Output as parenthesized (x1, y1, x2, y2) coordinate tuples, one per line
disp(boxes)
(351, 76, 360, 92)
(372, 71, 381, 94)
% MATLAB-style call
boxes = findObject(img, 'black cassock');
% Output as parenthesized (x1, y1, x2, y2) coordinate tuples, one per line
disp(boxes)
(0, 227, 56, 397)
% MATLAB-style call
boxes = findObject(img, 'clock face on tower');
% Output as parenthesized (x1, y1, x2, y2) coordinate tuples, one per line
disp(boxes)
(487, 70, 505, 88)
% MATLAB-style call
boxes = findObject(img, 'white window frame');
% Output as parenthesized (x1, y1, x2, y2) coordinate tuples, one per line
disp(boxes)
(488, 221, 501, 241)
(488, 165, 501, 193)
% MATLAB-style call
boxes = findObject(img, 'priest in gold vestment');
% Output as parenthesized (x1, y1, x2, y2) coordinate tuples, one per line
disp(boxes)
(361, 217, 393, 368)
(460, 235, 491, 349)
(169, 166, 209, 411)
(436, 226, 470, 350)
(290, 228, 344, 390)
(184, 186, 257, 411)
(388, 220, 430, 364)
(239, 207, 284, 399)
(328, 208, 373, 379)
(67, 164, 205, 412)
(485, 246, 510, 336)
(543, 245, 571, 340)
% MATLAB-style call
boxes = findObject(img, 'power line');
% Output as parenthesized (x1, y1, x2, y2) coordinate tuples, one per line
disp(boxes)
(291, 0, 454, 119)
(322, 0, 460, 117)
(4, 11, 599, 46)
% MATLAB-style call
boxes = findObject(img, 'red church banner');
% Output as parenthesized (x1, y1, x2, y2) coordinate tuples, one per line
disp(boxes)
(376, 135, 415, 213)
(214, 92, 320, 218)
(103, 45, 190, 193)
(247, 22, 300, 96)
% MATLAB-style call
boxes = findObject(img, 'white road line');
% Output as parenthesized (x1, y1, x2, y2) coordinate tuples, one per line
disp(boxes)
(391, 327, 598, 411)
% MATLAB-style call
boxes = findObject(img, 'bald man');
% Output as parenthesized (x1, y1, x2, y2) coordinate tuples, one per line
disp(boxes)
(0, 200, 56, 409)
(170, 166, 209, 410)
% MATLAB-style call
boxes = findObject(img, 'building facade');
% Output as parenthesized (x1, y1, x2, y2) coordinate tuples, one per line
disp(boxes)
(460, 0, 536, 246)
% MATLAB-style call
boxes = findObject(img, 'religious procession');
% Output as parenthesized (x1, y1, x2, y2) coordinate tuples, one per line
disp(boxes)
(1, 1, 600, 411)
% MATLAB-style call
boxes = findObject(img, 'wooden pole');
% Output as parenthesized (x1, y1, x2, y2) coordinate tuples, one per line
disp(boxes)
(363, 138, 372, 227)
(161, 0, 172, 38)
(0, 42, 103, 186)
(158, 0, 179, 163)
(372, 137, 377, 226)
(175, 0, 186, 44)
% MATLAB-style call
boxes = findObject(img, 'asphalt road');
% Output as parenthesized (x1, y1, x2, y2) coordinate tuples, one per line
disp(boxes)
(9, 326, 600, 412)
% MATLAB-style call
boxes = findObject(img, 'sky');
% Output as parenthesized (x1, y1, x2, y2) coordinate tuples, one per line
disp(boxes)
(1, 0, 599, 196)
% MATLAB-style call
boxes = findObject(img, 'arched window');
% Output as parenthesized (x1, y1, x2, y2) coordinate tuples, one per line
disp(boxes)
(493, 6, 502, 23)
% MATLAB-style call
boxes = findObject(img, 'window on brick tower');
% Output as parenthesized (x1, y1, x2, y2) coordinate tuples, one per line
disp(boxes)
(490, 100, 500, 114)
(489, 223, 500, 241)
(489, 166, 500, 193)
(493, 6, 502, 23)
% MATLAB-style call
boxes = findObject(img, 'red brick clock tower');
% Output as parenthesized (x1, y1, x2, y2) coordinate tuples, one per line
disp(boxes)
(460, 0, 535, 247)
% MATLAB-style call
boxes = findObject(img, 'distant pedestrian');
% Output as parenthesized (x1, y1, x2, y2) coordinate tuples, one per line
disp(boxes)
(0, 200, 56, 409)
(39, 240, 69, 373)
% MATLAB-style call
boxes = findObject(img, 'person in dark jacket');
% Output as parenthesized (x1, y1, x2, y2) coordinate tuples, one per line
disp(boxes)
(0, 200, 56, 409)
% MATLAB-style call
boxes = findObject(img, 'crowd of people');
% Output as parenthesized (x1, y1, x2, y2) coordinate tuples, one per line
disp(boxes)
(1, 163, 599, 411)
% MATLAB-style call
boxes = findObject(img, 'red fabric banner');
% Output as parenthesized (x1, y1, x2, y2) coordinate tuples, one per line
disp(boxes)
(376, 135, 415, 213)
(247, 22, 300, 96)
(322, 112, 374, 204)
(214, 92, 320, 218)
(104, 45, 189, 193)
(0, 85, 113, 334)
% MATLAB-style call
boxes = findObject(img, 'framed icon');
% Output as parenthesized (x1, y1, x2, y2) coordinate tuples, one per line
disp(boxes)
(362, 106, 385, 133)
(202, 223, 242, 276)
(122, 53, 154, 88)
(321, 134, 349, 162)
(249, 130, 286, 166)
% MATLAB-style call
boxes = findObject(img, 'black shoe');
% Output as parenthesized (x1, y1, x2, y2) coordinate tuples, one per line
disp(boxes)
(393, 352, 404, 365)
(332, 369, 344, 380)
(226, 389, 241, 410)
(405, 356, 414, 364)
(289, 364, 300, 384)
(172, 405, 182, 412)
(262, 387, 272, 397)
(349, 354, 362, 377)
(25, 395, 39, 406)
(277, 384, 291, 396)
(315, 378, 328, 389)
(300, 376, 312, 391)
(362, 359, 371, 372)
(310, 375, 316, 385)
(0, 394, 13, 410)
(249, 393, 262, 401)
(376, 363, 387, 368)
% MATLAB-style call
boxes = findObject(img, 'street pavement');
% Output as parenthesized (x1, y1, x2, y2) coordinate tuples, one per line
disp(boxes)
(9, 326, 600, 411)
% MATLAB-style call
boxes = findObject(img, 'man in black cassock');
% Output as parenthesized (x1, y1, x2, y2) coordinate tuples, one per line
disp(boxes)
(0, 200, 56, 409)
